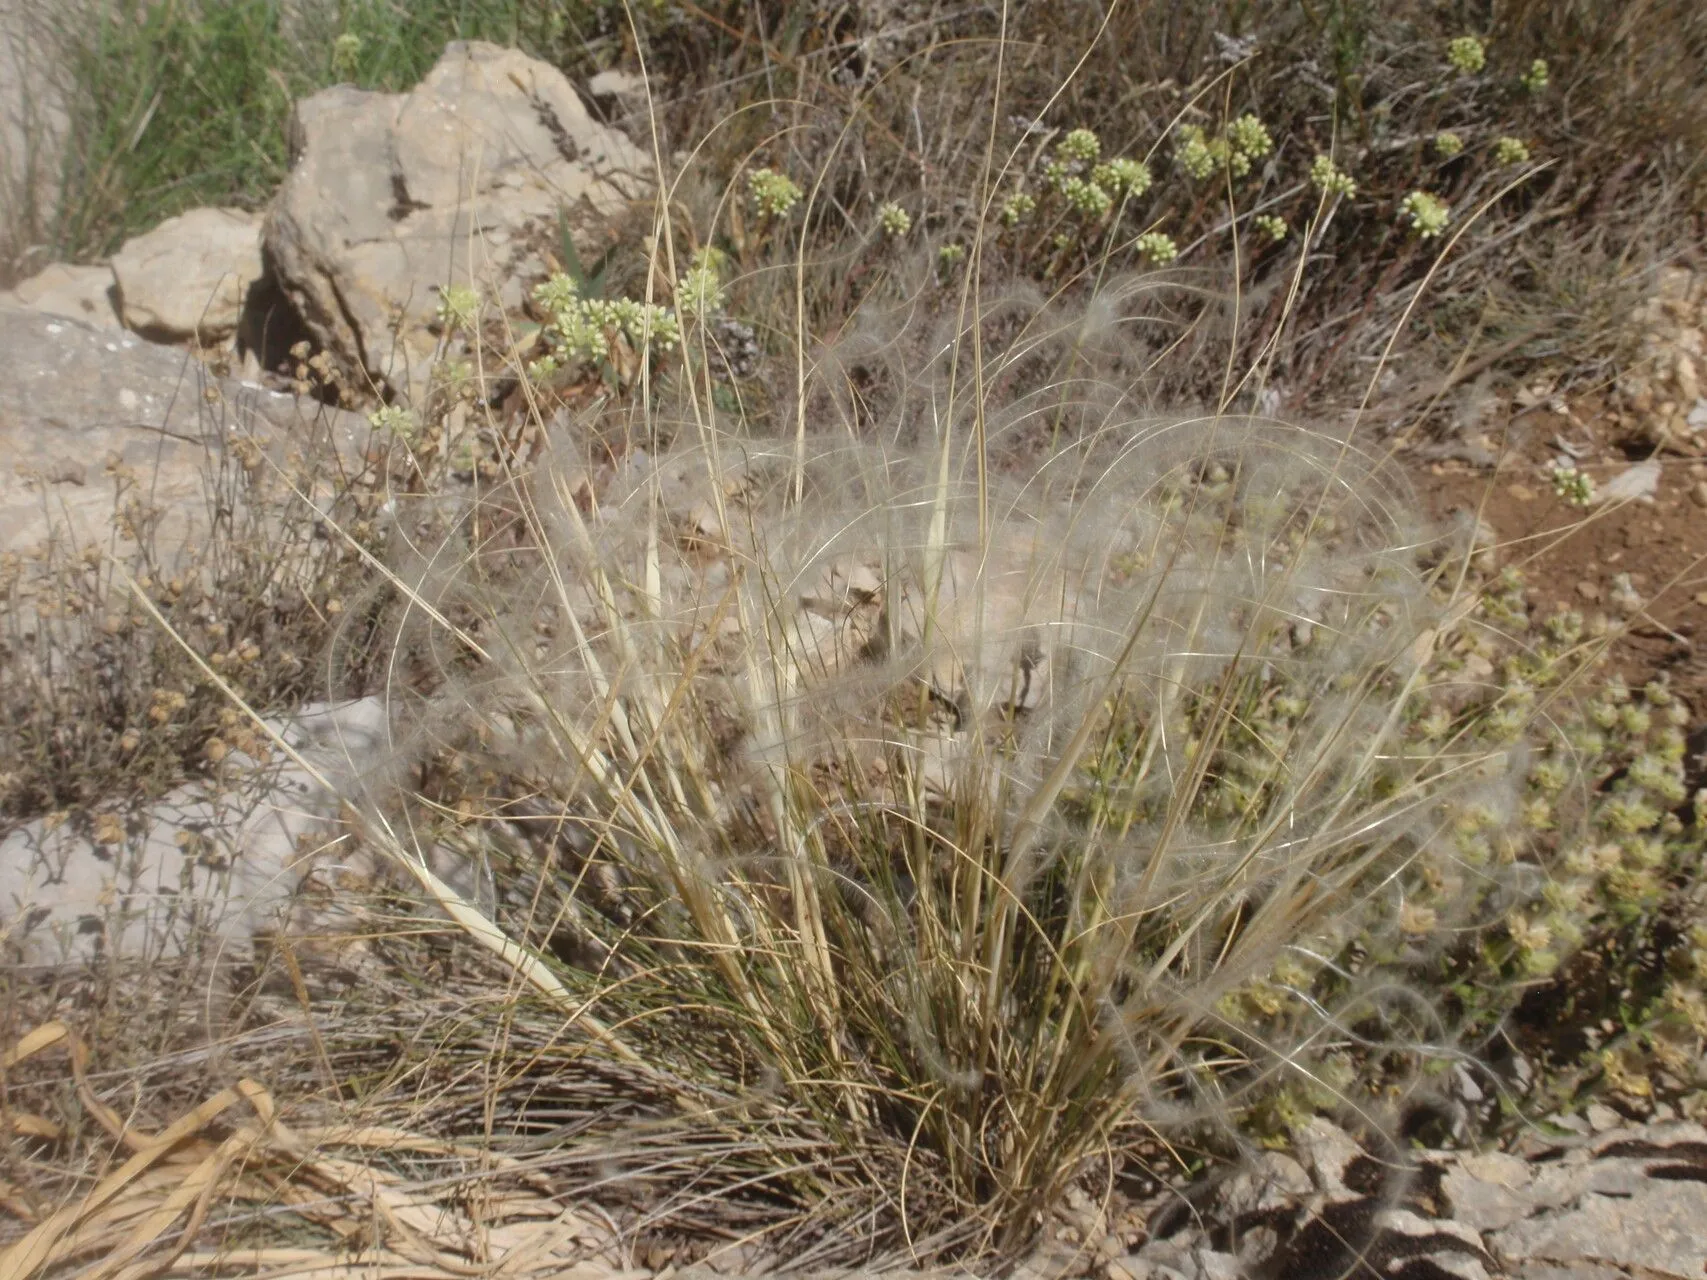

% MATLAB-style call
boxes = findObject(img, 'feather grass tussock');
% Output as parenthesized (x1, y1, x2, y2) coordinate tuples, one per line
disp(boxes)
(268, 273, 1606, 1264)
(9, 4, 1707, 1261)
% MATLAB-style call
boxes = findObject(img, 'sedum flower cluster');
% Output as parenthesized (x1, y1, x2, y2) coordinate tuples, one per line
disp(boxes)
(1135, 231, 1178, 264)
(675, 246, 728, 319)
(1549, 458, 1594, 507)
(748, 167, 803, 219)
(1091, 157, 1152, 199)
(1398, 190, 1451, 238)
(368, 403, 418, 440)
(1309, 154, 1357, 199)
(1447, 35, 1486, 75)
(1177, 114, 1273, 181)
(1000, 192, 1037, 226)
(1041, 127, 1149, 222)
(1060, 175, 1113, 217)
(1495, 136, 1531, 166)
(1057, 127, 1101, 164)
(529, 273, 679, 380)
(877, 201, 912, 237)
(434, 284, 481, 334)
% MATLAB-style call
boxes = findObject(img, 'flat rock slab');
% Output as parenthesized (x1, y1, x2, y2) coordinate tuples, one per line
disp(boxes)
(0, 303, 370, 558)
(1127, 1117, 1707, 1280)
(0, 262, 121, 328)
(0, 699, 388, 968)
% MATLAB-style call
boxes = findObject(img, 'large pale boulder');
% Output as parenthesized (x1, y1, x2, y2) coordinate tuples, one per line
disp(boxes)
(110, 205, 264, 342)
(265, 40, 651, 403)
(0, 261, 121, 328)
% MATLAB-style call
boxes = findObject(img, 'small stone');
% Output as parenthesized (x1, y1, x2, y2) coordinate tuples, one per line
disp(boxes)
(1677, 352, 1700, 404)
(1575, 580, 1603, 602)
(1584, 1102, 1622, 1132)
(1297, 1117, 1364, 1199)
(1507, 483, 1537, 501)
(1595, 459, 1660, 505)
(1690, 480, 1707, 508)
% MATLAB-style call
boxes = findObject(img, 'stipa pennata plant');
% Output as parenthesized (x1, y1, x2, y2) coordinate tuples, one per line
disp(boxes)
(336, 276, 1682, 1259)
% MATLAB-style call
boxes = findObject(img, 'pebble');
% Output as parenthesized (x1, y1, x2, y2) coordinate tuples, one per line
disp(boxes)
(1585, 1101, 1623, 1132)
(1678, 352, 1700, 404)
(1691, 480, 1707, 508)
(1575, 580, 1603, 602)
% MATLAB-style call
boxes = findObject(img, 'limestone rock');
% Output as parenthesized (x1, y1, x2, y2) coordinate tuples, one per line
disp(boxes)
(0, 303, 369, 558)
(1128, 1117, 1707, 1280)
(0, 699, 386, 967)
(1486, 1125, 1707, 1280)
(0, 262, 121, 328)
(265, 40, 650, 403)
(110, 206, 264, 342)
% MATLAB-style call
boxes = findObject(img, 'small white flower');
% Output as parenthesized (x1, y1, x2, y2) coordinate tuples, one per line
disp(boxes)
(1001, 192, 1037, 226)
(1549, 458, 1594, 507)
(1091, 158, 1152, 198)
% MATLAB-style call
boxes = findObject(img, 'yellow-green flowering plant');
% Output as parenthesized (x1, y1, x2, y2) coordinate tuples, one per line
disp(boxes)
(1447, 35, 1486, 75)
